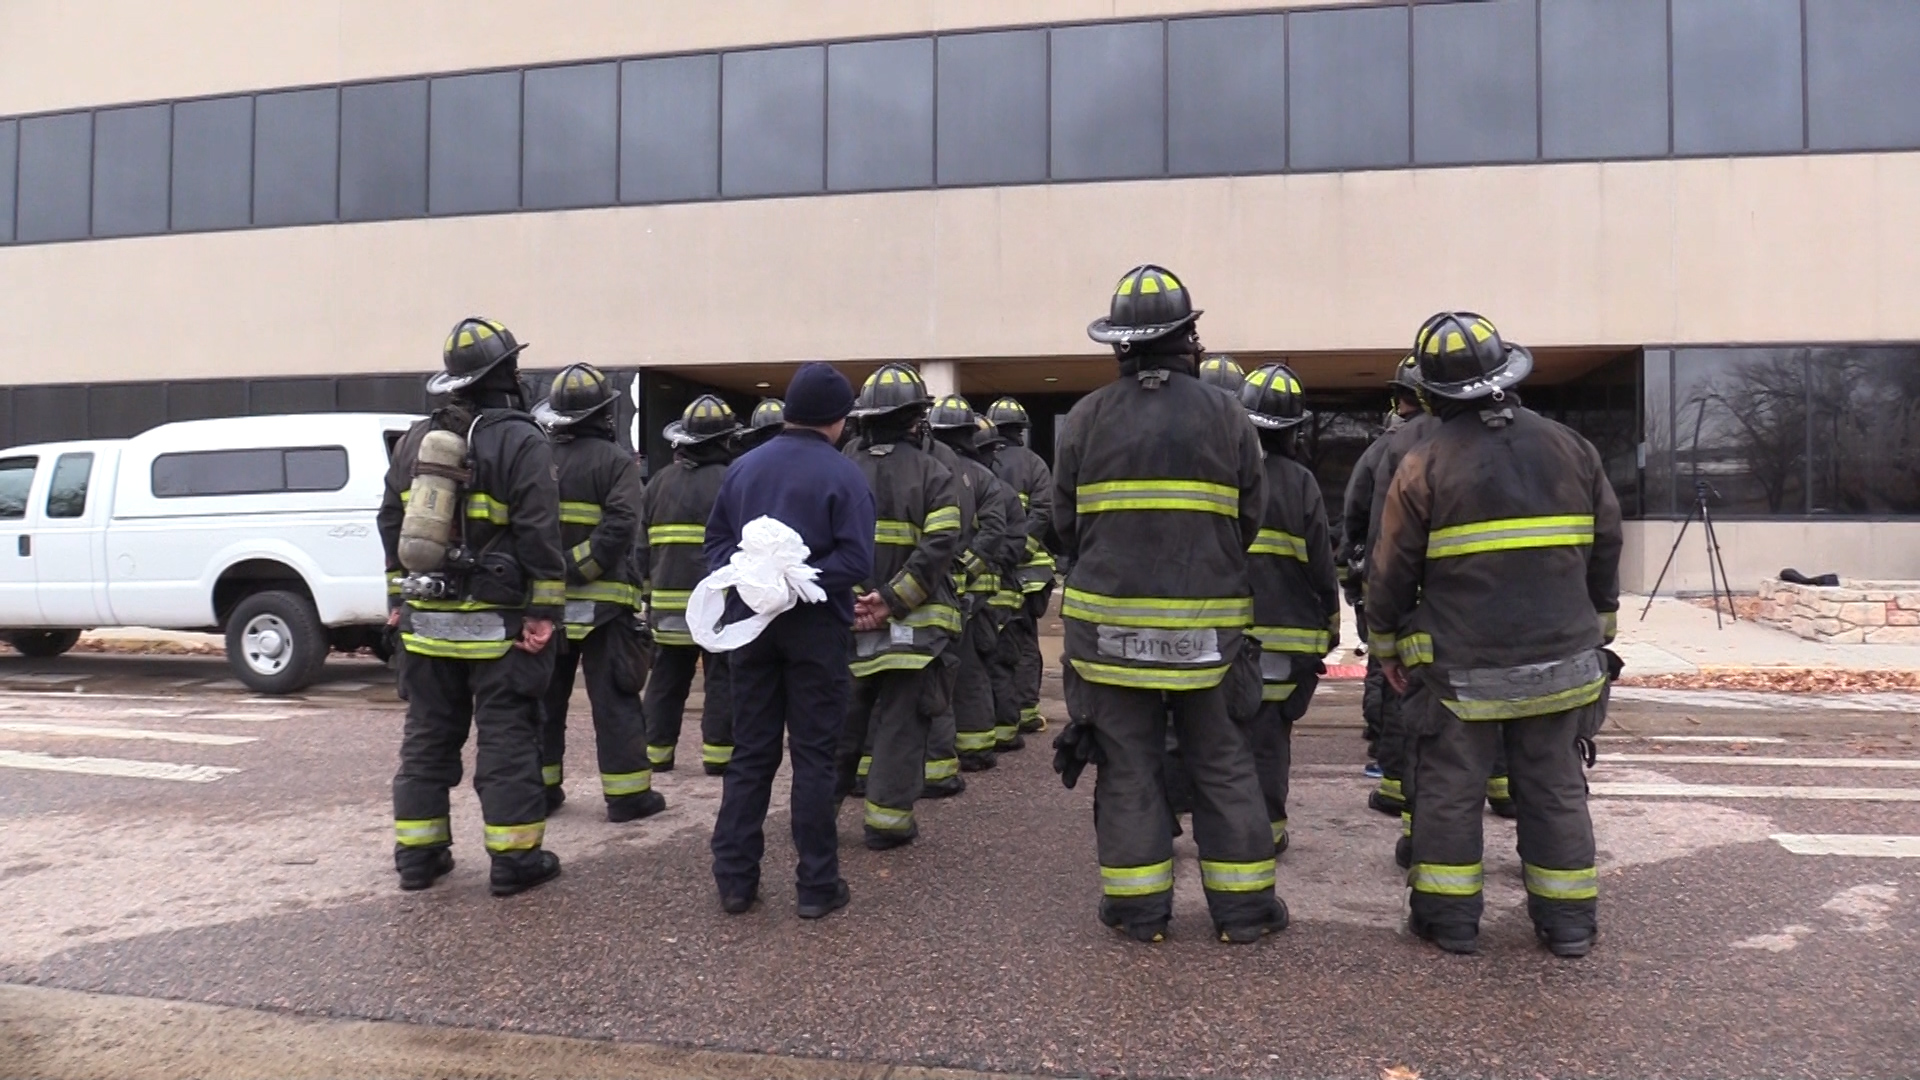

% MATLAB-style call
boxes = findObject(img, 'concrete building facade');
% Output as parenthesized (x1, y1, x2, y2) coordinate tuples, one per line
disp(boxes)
(4, 0, 1920, 590)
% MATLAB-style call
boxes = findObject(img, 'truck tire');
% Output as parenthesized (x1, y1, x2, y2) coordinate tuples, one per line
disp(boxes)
(226, 591, 328, 695)
(7, 630, 82, 659)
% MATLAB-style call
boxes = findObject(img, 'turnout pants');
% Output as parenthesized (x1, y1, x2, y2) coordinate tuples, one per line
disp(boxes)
(953, 610, 1000, 768)
(1073, 669, 1282, 932)
(539, 621, 653, 808)
(1375, 674, 1410, 812)
(1005, 602, 1046, 729)
(645, 644, 734, 770)
(924, 652, 963, 795)
(393, 645, 555, 864)
(1362, 655, 1386, 756)
(711, 603, 850, 906)
(839, 663, 942, 844)
(1248, 670, 1320, 851)
(988, 617, 1025, 747)
(1406, 681, 1599, 936)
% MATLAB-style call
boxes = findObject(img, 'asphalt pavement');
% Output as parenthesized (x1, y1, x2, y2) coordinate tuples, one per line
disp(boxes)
(1, 646, 1916, 1080)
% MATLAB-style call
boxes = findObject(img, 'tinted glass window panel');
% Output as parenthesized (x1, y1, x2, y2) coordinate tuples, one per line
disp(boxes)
(0, 458, 35, 520)
(1289, 6, 1410, 171)
(285, 448, 350, 491)
(0, 388, 13, 449)
(46, 453, 94, 519)
(1413, 0, 1538, 165)
(166, 380, 249, 423)
(1642, 351, 1674, 517)
(1541, 0, 1670, 160)
(0, 121, 16, 243)
(721, 46, 826, 198)
(92, 105, 172, 237)
(1168, 14, 1286, 176)
(1806, 0, 1920, 152)
(18, 113, 93, 242)
(13, 386, 88, 445)
(172, 96, 254, 231)
(827, 37, 933, 192)
(1672, 348, 1807, 516)
(936, 30, 1048, 187)
(523, 63, 618, 210)
(152, 449, 284, 498)
(1807, 346, 1920, 514)
(248, 378, 336, 415)
(340, 80, 428, 222)
(337, 376, 428, 415)
(88, 382, 167, 439)
(429, 71, 521, 215)
(1672, 0, 1804, 156)
(620, 54, 720, 203)
(1050, 21, 1165, 182)
(254, 88, 338, 227)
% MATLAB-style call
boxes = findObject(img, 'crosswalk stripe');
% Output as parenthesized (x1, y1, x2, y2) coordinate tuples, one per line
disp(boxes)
(0, 749, 238, 783)
(1603, 735, 1789, 745)
(1771, 834, 1920, 858)
(1604, 754, 1920, 770)
(0, 722, 255, 746)
(1592, 782, 1920, 803)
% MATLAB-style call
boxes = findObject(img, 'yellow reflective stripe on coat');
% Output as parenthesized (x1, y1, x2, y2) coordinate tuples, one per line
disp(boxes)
(849, 652, 937, 678)
(1200, 858, 1276, 893)
(874, 519, 921, 547)
(1076, 479, 1238, 517)
(1599, 609, 1618, 642)
(1101, 859, 1175, 897)
(1397, 632, 1434, 666)
(400, 634, 514, 661)
(1069, 659, 1231, 692)
(601, 770, 653, 796)
(386, 573, 404, 596)
(864, 800, 915, 833)
(466, 494, 511, 525)
(568, 540, 600, 577)
(394, 817, 451, 847)
(702, 744, 734, 767)
(1443, 676, 1606, 721)
(647, 523, 705, 545)
(923, 506, 961, 534)
(1427, 515, 1595, 559)
(530, 579, 567, 608)
(902, 603, 963, 634)
(1261, 682, 1296, 702)
(650, 589, 692, 614)
(1271, 819, 1289, 845)
(542, 764, 562, 786)
(1409, 861, 1484, 897)
(1018, 492, 1031, 510)
(1250, 528, 1308, 561)
(1062, 588, 1252, 630)
(1250, 625, 1332, 654)
(483, 821, 546, 853)
(559, 501, 603, 526)
(1524, 863, 1599, 901)
(567, 581, 639, 606)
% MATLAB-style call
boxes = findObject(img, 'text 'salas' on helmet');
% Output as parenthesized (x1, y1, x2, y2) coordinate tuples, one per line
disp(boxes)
(1412, 312, 1533, 401)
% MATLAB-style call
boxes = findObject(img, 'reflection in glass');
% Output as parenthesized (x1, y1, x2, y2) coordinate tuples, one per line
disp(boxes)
(1641, 350, 1673, 518)
(0, 458, 36, 520)
(46, 453, 94, 519)
(1672, 348, 1808, 516)
(1807, 346, 1920, 514)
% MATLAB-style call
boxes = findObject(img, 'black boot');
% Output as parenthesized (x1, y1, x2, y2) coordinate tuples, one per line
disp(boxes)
(489, 849, 562, 897)
(797, 879, 851, 920)
(1394, 835, 1413, 870)
(921, 776, 966, 800)
(1409, 912, 1478, 955)
(996, 731, 1026, 752)
(396, 847, 454, 892)
(1368, 790, 1406, 817)
(864, 822, 919, 851)
(1487, 797, 1518, 820)
(959, 751, 998, 773)
(607, 790, 667, 823)
(1537, 925, 1596, 958)
(1218, 898, 1290, 945)
(544, 785, 567, 815)
(1099, 900, 1169, 944)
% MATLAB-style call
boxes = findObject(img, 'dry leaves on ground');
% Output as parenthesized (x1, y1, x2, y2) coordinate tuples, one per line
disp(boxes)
(1381, 1067, 1423, 1080)
(1620, 668, 1920, 694)
(1684, 595, 1772, 621)
(70, 638, 223, 657)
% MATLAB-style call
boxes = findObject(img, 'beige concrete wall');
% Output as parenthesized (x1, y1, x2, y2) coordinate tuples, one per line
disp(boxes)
(0, 0, 1370, 116)
(1620, 521, 1920, 595)
(3, 152, 1918, 386)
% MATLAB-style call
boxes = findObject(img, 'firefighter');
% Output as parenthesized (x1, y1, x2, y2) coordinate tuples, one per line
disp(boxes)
(380, 317, 566, 897)
(738, 398, 785, 455)
(1367, 312, 1621, 959)
(1237, 364, 1340, 856)
(532, 365, 662, 823)
(836, 364, 961, 850)
(984, 397, 1056, 742)
(642, 396, 741, 775)
(1197, 354, 1246, 395)
(1058, 265, 1286, 945)
(928, 397, 1027, 775)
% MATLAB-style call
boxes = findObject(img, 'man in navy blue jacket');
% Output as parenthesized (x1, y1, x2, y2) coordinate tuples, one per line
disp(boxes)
(706, 362, 875, 919)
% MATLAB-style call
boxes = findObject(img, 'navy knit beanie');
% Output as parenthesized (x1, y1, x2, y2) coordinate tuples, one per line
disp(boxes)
(783, 362, 855, 425)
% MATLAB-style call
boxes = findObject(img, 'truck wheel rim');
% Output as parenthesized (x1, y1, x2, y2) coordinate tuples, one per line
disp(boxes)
(242, 614, 294, 675)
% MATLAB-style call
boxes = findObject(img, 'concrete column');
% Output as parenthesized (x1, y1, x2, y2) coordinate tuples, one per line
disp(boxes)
(922, 360, 958, 399)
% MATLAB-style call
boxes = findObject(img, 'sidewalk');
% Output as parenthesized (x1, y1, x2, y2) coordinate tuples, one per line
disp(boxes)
(1613, 594, 1920, 675)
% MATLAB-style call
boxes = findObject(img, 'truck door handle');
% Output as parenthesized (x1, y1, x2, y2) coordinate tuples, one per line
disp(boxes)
(17, 535, 28, 557)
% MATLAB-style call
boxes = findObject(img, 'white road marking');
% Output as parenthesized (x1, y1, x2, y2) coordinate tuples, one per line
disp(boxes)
(1772, 834, 1920, 858)
(1604, 735, 1789, 745)
(1605, 754, 1920, 770)
(1822, 884, 1899, 932)
(0, 749, 238, 783)
(1613, 686, 1920, 714)
(0, 722, 255, 746)
(186, 712, 291, 723)
(1, 674, 87, 685)
(1593, 782, 1920, 802)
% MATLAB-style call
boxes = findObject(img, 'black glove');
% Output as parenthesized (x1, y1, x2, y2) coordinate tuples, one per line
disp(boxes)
(1051, 719, 1106, 790)
(1600, 647, 1625, 681)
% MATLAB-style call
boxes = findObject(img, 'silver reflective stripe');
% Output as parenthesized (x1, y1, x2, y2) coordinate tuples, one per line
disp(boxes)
(1095, 626, 1222, 664)
(1258, 652, 1294, 683)
(564, 600, 598, 626)
(654, 614, 689, 635)
(1450, 650, 1605, 703)
(854, 631, 890, 658)
(410, 610, 509, 642)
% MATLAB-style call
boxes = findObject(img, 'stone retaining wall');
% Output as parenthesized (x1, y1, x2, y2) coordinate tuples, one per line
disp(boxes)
(1755, 579, 1920, 644)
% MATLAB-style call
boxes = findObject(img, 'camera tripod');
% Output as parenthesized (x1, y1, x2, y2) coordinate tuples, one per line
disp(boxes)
(1641, 478, 1737, 628)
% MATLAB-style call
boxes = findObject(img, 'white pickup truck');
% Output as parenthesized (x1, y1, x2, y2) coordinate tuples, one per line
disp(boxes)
(0, 413, 420, 693)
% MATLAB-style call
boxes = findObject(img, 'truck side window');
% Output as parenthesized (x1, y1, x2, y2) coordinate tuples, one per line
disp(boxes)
(0, 457, 37, 520)
(46, 453, 95, 519)
(152, 446, 349, 498)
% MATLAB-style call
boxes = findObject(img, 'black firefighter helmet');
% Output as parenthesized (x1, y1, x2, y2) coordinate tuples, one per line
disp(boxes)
(1198, 355, 1246, 392)
(986, 397, 1030, 430)
(1087, 265, 1201, 350)
(429, 317, 527, 395)
(1240, 363, 1312, 430)
(1412, 312, 1534, 401)
(532, 363, 619, 429)
(850, 363, 933, 419)
(928, 394, 977, 431)
(664, 394, 742, 447)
